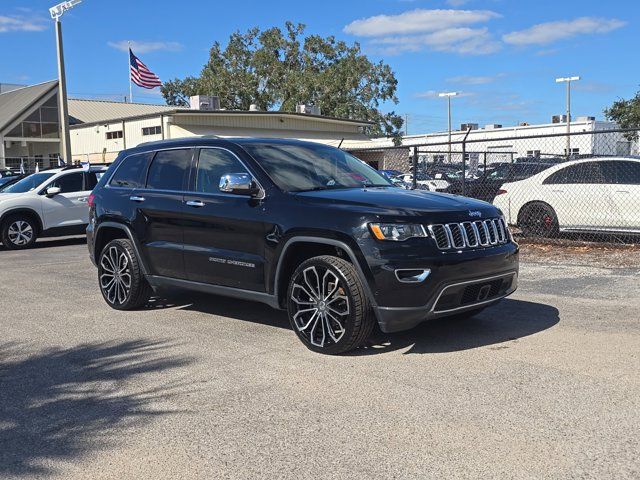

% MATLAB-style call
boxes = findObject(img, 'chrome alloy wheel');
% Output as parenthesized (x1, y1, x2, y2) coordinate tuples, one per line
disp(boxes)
(290, 266, 350, 348)
(99, 246, 132, 305)
(7, 220, 33, 246)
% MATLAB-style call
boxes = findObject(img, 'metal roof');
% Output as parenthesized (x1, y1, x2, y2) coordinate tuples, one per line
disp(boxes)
(0, 80, 58, 133)
(68, 98, 177, 124)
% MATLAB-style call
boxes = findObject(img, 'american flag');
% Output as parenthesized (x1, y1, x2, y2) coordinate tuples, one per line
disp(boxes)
(129, 49, 162, 89)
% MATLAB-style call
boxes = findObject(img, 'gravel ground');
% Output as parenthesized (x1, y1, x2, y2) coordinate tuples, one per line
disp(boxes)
(0, 238, 638, 479)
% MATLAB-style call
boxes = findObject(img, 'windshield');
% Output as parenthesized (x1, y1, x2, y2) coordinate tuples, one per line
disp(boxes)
(241, 143, 393, 192)
(3, 172, 55, 193)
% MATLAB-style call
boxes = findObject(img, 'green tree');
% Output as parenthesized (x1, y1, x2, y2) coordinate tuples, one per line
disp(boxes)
(161, 22, 403, 141)
(604, 90, 640, 140)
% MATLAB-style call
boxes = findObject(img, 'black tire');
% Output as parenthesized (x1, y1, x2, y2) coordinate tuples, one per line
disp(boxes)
(98, 238, 152, 310)
(286, 255, 375, 354)
(1, 214, 38, 250)
(519, 202, 559, 238)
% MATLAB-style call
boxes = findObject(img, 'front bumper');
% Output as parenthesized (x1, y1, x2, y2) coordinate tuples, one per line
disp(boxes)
(374, 270, 517, 332)
(366, 241, 519, 333)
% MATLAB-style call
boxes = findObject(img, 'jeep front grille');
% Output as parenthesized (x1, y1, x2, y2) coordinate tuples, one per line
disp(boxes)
(428, 218, 509, 250)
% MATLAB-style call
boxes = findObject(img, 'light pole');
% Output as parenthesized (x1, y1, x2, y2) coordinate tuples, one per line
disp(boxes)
(438, 92, 458, 163)
(49, 0, 82, 165)
(555, 76, 580, 158)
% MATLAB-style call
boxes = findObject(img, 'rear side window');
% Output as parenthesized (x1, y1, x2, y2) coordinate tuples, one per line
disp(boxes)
(110, 153, 151, 188)
(85, 172, 99, 190)
(544, 162, 605, 185)
(146, 149, 192, 191)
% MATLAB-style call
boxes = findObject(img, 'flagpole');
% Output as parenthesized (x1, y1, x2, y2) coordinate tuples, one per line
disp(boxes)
(128, 41, 133, 103)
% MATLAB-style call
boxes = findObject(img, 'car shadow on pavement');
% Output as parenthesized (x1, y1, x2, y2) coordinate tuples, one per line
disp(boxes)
(0, 339, 193, 477)
(355, 299, 559, 356)
(144, 292, 292, 330)
(144, 294, 558, 357)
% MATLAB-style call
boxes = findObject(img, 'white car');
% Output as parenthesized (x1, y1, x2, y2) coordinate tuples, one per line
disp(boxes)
(394, 173, 450, 191)
(0, 166, 106, 249)
(493, 157, 640, 237)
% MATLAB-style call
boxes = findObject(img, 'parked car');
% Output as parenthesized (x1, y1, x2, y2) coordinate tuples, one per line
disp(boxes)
(378, 169, 404, 180)
(88, 138, 518, 354)
(0, 166, 107, 249)
(394, 172, 450, 191)
(0, 174, 24, 189)
(493, 157, 640, 237)
(446, 162, 553, 202)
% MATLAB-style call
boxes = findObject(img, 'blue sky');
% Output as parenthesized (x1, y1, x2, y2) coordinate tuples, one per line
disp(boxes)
(2, 0, 638, 133)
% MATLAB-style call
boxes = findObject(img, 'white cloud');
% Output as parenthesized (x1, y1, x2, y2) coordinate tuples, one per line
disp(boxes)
(344, 8, 500, 37)
(446, 73, 506, 85)
(372, 27, 501, 55)
(503, 17, 625, 46)
(108, 40, 184, 54)
(0, 14, 47, 33)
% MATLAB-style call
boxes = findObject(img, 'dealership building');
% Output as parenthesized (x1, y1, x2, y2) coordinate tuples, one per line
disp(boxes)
(0, 80, 372, 170)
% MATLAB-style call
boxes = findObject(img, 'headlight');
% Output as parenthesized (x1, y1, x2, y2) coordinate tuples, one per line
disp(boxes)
(369, 223, 428, 241)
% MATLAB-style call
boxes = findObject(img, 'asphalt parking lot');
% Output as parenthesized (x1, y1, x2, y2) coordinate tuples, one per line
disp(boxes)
(1, 238, 638, 479)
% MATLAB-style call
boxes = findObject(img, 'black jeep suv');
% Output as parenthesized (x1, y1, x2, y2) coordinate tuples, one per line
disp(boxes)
(87, 138, 518, 354)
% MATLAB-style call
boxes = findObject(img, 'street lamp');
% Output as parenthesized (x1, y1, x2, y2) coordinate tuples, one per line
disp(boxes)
(49, 0, 82, 166)
(438, 92, 459, 163)
(555, 76, 580, 158)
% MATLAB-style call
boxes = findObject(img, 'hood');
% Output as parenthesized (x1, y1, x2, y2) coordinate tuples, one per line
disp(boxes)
(294, 186, 500, 219)
(0, 193, 25, 201)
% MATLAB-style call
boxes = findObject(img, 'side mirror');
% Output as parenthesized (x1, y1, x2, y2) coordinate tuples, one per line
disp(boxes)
(219, 173, 261, 197)
(46, 186, 61, 196)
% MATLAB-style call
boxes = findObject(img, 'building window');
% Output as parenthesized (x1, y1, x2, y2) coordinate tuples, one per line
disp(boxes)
(106, 131, 123, 140)
(142, 126, 162, 136)
(526, 150, 541, 158)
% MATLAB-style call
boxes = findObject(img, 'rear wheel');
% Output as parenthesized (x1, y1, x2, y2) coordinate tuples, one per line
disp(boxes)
(519, 202, 559, 238)
(98, 238, 152, 310)
(287, 255, 375, 354)
(1, 215, 38, 250)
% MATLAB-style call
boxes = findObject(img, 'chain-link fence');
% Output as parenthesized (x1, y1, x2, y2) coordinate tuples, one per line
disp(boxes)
(350, 128, 640, 244)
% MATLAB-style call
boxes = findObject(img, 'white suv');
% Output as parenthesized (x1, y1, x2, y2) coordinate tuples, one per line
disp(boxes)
(0, 166, 106, 249)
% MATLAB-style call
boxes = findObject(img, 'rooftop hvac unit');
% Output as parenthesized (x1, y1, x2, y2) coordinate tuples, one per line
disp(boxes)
(296, 104, 321, 116)
(189, 95, 221, 111)
(484, 124, 503, 129)
(519, 122, 530, 126)
(460, 123, 478, 131)
(576, 116, 596, 122)
(552, 114, 568, 124)
(249, 104, 260, 111)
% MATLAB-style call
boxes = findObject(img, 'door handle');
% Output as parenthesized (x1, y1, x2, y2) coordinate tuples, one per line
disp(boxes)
(129, 196, 145, 203)
(186, 200, 205, 208)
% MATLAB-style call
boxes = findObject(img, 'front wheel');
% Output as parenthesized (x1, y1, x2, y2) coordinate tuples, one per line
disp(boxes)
(98, 238, 152, 310)
(1, 215, 38, 250)
(287, 255, 375, 354)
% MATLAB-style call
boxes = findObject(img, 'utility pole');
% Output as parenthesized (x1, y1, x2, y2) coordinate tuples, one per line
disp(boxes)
(50, 1, 82, 165)
(555, 76, 580, 159)
(439, 92, 458, 164)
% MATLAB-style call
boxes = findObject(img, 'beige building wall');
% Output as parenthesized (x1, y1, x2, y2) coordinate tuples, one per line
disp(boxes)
(70, 113, 370, 162)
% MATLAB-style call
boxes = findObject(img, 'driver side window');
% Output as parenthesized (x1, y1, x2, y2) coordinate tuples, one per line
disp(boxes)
(46, 172, 84, 193)
(193, 148, 249, 194)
